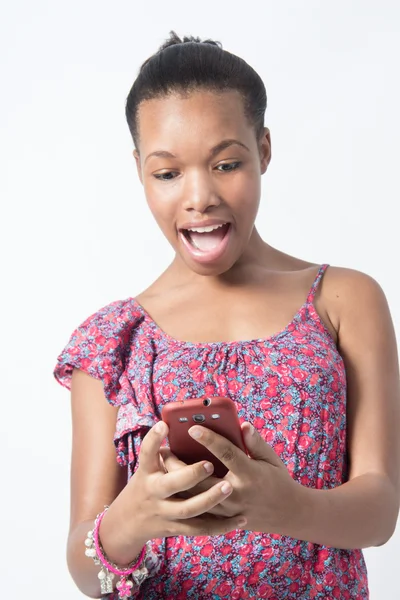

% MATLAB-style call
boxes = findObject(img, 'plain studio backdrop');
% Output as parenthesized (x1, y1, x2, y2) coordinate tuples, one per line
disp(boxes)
(1, 1, 399, 598)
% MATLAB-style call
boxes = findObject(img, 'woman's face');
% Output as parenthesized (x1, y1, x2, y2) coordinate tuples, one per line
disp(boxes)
(133, 89, 271, 277)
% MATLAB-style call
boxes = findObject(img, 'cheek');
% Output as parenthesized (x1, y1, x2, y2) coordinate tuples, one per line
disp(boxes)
(146, 192, 178, 238)
(232, 177, 261, 221)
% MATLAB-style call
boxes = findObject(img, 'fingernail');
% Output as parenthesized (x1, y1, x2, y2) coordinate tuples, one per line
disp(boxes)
(154, 421, 165, 434)
(189, 427, 202, 439)
(247, 423, 256, 436)
(203, 462, 213, 473)
(220, 482, 232, 494)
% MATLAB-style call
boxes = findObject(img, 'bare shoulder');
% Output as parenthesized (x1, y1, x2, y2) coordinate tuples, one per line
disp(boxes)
(321, 266, 390, 331)
(324, 265, 385, 295)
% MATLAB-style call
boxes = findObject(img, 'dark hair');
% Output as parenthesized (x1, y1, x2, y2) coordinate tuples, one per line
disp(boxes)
(125, 30, 267, 151)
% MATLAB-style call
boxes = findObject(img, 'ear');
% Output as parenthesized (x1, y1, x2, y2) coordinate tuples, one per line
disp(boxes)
(133, 149, 143, 185)
(259, 127, 271, 175)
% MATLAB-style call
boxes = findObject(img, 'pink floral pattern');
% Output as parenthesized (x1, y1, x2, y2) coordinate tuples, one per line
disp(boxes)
(54, 264, 369, 599)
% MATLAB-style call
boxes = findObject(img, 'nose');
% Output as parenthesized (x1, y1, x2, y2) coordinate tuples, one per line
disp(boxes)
(181, 169, 221, 213)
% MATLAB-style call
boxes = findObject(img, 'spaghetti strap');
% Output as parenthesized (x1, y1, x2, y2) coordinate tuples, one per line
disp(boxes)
(306, 264, 329, 304)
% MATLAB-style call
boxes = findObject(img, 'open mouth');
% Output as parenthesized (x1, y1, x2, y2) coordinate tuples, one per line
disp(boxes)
(180, 222, 231, 252)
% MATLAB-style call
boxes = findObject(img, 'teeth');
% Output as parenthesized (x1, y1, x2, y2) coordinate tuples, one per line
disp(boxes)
(187, 223, 227, 233)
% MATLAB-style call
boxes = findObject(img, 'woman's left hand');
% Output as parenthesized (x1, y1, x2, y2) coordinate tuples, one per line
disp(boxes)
(160, 422, 305, 534)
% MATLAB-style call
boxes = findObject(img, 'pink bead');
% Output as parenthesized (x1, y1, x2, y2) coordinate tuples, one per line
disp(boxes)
(116, 578, 134, 596)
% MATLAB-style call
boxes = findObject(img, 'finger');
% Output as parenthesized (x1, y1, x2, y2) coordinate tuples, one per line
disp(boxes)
(159, 447, 188, 471)
(175, 474, 219, 502)
(138, 421, 169, 473)
(160, 449, 222, 491)
(159, 448, 221, 497)
(188, 426, 247, 474)
(179, 475, 220, 496)
(241, 422, 283, 466)
(168, 514, 247, 538)
(158, 460, 215, 498)
(197, 504, 231, 517)
(162, 480, 234, 520)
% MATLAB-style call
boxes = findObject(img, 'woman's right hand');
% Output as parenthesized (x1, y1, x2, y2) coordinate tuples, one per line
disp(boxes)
(98, 421, 245, 565)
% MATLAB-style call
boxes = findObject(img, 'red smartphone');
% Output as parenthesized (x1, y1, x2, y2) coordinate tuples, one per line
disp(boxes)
(161, 396, 246, 477)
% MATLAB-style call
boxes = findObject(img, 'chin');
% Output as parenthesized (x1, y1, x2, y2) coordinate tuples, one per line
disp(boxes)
(181, 252, 240, 277)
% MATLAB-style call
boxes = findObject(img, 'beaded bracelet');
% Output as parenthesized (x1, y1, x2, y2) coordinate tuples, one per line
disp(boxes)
(84, 507, 160, 598)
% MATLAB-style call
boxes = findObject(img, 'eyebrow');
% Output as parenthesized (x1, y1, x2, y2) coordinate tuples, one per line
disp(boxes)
(144, 139, 250, 165)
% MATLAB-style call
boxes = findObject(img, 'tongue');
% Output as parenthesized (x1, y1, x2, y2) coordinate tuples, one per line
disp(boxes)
(188, 226, 227, 251)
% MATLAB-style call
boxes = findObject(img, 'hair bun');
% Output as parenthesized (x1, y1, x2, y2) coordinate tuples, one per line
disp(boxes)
(158, 30, 222, 52)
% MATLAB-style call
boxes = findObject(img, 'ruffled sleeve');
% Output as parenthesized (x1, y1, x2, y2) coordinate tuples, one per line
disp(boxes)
(53, 299, 143, 406)
(53, 299, 160, 475)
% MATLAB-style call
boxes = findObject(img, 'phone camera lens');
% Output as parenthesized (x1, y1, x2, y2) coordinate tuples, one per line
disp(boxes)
(203, 398, 211, 407)
(193, 414, 206, 423)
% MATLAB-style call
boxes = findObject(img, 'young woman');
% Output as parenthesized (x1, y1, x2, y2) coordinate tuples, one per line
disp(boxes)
(54, 31, 400, 599)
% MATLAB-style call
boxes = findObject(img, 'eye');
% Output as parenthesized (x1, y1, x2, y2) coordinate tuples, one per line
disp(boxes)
(216, 161, 242, 173)
(153, 171, 178, 182)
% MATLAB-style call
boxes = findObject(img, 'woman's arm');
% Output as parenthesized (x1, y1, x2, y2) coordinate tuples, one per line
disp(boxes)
(66, 369, 145, 598)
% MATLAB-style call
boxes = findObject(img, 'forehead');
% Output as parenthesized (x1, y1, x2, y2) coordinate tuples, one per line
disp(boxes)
(137, 90, 251, 149)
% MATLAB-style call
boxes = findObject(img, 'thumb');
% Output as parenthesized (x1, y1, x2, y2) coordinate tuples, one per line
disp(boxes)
(139, 420, 169, 473)
(242, 422, 283, 466)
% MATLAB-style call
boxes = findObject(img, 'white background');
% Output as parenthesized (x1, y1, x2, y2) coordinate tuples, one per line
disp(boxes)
(1, 1, 399, 598)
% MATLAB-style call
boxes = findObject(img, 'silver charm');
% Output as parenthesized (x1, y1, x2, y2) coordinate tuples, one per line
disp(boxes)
(98, 567, 114, 594)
